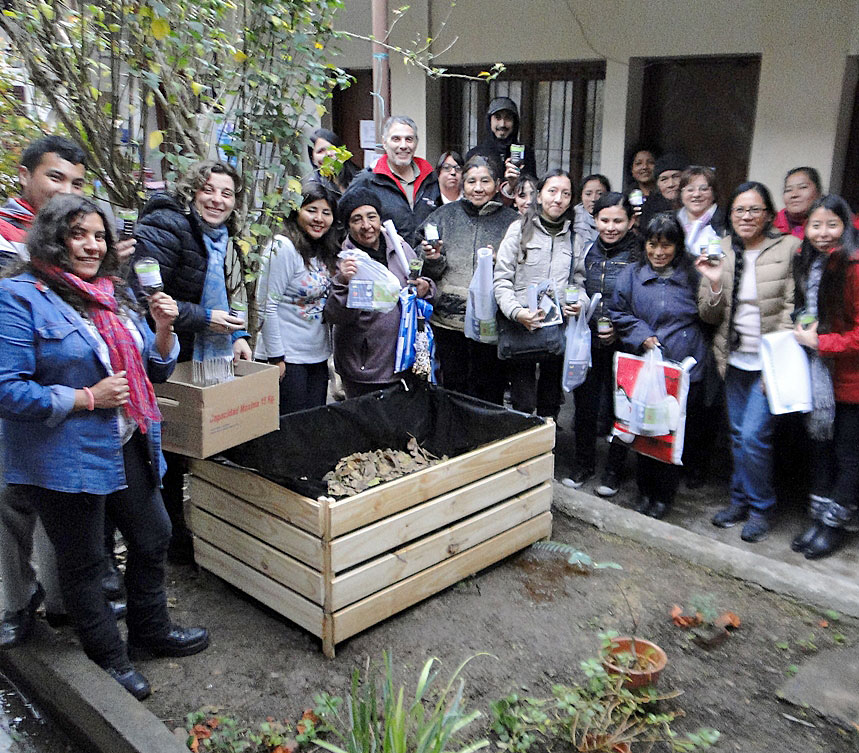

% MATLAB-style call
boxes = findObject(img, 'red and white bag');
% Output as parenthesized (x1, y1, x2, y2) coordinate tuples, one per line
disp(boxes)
(612, 350, 696, 465)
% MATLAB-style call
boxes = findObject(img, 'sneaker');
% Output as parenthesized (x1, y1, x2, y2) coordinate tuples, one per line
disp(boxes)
(740, 515, 770, 543)
(595, 470, 620, 498)
(711, 505, 748, 528)
(561, 469, 594, 489)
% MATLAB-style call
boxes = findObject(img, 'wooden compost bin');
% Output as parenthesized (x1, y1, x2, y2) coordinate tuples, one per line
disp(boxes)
(187, 385, 555, 657)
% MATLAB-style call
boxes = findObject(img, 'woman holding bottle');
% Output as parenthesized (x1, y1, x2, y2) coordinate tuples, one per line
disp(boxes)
(255, 182, 340, 414)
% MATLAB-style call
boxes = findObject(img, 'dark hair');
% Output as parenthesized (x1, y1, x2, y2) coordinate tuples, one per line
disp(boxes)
(592, 191, 633, 219)
(579, 173, 611, 201)
(21, 136, 87, 172)
(517, 170, 573, 258)
(726, 181, 779, 349)
(461, 154, 499, 182)
(175, 160, 242, 234)
(436, 150, 464, 173)
(624, 145, 658, 189)
(785, 166, 822, 195)
(282, 182, 340, 273)
(642, 212, 695, 278)
(727, 181, 777, 246)
(21, 194, 137, 312)
(797, 195, 859, 332)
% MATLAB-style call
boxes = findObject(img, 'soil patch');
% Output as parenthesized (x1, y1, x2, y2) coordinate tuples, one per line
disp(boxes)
(128, 511, 859, 752)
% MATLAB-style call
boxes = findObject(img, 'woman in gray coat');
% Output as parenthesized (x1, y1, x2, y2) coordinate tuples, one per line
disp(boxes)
(417, 156, 519, 404)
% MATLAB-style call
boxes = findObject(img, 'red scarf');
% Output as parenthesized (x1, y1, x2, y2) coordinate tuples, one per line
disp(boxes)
(33, 262, 161, 433)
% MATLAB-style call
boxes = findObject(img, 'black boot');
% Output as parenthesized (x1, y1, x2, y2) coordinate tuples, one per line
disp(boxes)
(791, 523, 824, 553)
(107, 665, 151, 700)
(646, 499, 670, 520)
(792, 495, 830, 553)
(804, 526, 845, 560)
(804, 499, 854, 560)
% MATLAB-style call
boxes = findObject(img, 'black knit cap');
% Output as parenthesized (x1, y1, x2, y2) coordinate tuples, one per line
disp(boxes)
(653, 153, 689, 178)
(338, 188, 382, 224)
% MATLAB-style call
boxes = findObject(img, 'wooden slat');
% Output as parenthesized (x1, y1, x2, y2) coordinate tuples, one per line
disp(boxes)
(189, 477, 323, 569)
(328, 422, 555, 537)
(194, 539, 323, 638)
(330, 484, 552, 610)
(190, 507, 324, 604)
(332, 512, 553, 643)
(329, 455, 553, 572)
(190, 461, 322, 536)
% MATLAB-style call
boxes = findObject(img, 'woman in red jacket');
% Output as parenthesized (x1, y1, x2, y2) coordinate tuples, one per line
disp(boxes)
(792, 195, 859, 558)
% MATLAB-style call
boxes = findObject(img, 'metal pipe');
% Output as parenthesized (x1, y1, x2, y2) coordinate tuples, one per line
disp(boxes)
(371, 0, 390, 147)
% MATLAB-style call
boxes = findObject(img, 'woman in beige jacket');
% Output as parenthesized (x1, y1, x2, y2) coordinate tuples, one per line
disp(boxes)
(697, 181, 801, 543)
(494, 170, 579, 418)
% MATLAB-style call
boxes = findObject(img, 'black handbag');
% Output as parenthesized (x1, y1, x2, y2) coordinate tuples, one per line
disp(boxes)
(496, 312, 565, 361)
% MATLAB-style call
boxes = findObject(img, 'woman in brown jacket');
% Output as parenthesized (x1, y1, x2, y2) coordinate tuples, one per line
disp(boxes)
(697, 181, 801, 543)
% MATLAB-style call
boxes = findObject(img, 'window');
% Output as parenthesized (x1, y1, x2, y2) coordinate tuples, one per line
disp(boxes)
(440, 62, 605, 187)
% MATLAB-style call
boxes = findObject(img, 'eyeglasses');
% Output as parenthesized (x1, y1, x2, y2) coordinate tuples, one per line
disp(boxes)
(682, 184, 712, 194)
(731, 206, 766, 218)
(440, 165, 462, 174)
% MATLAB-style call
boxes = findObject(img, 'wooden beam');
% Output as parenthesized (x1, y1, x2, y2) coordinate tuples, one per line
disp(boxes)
(330, 484, 552, 610)
(190, 507, 324, 604)
(194, 539, 324, 638)
(329, 454, 553, 572)
(332, 512, 553, 643)
(189, 477, 324, 569)
(190, 459, 323, 535)
(327, 422, 555, 537)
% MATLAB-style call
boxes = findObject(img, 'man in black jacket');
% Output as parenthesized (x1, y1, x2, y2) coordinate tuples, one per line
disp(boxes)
(343, 116, 440, 247)
(466, 97, 538, 199)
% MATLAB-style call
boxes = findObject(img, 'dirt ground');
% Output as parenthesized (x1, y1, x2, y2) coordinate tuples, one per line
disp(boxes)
(128, 509, 859, 753)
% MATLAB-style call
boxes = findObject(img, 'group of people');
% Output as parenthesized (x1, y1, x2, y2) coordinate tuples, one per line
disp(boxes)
(1, 96, 858, 702)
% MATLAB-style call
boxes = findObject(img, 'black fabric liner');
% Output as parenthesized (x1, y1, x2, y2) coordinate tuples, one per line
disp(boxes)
(212, 382, 546, 499)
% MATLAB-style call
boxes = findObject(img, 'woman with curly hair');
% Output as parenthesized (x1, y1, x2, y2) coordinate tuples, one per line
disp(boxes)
(0, 194, 208, 699)
(131, 160, 250, 563)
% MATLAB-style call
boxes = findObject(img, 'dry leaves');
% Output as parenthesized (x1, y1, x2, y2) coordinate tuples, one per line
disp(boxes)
(324, 436, 447, 497)
(670, 604, 703, 628)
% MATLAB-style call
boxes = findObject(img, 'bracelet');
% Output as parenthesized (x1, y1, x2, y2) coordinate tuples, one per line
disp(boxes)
(82, 386, 95, 411)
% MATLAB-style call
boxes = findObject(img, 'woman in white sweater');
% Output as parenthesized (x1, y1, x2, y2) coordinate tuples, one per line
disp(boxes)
(255, 183, 340, 414)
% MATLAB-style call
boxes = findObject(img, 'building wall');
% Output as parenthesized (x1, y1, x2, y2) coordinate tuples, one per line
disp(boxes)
(333, 1, 855, 204)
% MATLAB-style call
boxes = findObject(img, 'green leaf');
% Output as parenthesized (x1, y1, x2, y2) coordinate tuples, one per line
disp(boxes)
(824, 609, 841, 621)
(775, 641, 789, 650)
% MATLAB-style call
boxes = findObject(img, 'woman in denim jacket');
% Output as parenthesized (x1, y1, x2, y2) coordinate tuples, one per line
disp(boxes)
(0, 195, 208, 700)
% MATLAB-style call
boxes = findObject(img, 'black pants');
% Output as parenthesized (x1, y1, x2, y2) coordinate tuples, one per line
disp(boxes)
(811, 402, 859, 511)
(636, 454, 680, 504)
(434, 327, 508, 406)
(508, 357, 564, 418)
(12, 432, 171, 669)
(279, 360, 329, 414)
(572, 343, 627, 472)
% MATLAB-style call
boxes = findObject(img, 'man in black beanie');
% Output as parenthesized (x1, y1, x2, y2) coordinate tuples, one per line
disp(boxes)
(639, 153, 689, 229)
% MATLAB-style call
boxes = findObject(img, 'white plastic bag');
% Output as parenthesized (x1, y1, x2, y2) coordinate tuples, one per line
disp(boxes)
(562, 293, 600, 392)
(341, 249, 401, 313)
(627, 347, 673, 436)
(465, 246, 498, 343)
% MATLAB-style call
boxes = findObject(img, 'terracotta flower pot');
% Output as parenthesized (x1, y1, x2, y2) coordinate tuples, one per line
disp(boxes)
(601, 636, 667, 688)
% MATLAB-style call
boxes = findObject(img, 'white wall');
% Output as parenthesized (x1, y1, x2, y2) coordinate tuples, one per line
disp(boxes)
(332, 0, 856, 202)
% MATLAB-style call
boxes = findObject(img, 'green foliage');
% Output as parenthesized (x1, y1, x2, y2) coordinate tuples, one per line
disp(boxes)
(530, 541, 622, 573)
(0, 70, 47, 199)
(184, 709, 301, 752)
(490, 659, 719, 753)
(313, 651, 488, 753)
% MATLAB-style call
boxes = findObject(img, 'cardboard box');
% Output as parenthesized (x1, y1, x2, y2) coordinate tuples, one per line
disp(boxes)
(154, 360, 279, 459)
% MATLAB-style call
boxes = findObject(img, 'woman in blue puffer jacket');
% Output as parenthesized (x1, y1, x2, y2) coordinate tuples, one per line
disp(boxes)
(0, 195, 208, 700)
(608, 213, 711, 518)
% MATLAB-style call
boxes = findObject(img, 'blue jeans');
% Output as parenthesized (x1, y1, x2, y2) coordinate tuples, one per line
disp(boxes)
(725, 366, 778, 514)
